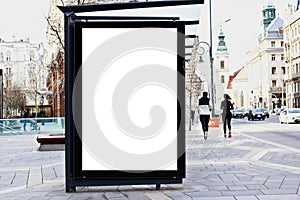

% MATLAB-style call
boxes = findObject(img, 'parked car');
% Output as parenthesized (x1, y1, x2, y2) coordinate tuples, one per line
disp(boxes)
(232, 109, 244, 118)
(279, 108, 300, 124)
(248, 109, 266, 121)
(257, 108, 270, 118)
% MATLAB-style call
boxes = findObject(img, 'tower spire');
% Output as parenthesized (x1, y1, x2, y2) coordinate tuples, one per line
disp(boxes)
(217, 27, 228, 52)
(262, 3, 276, 30)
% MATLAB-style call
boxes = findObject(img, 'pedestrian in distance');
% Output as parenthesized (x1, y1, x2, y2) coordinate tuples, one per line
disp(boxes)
(220, 94, 234, 138)
(23, 110, 28, 131)
(198, 91, 211, 140)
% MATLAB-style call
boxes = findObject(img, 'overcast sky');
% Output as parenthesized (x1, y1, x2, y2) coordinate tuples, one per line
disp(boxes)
(198, 0, 295, 73)
(0, 0, 297, 72)
(0, 0, 50, 43)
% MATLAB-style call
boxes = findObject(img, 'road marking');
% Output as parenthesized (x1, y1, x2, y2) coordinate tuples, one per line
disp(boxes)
(249, 150, 268, 161)
(239, 132, 300, 154)
(145, 192, 172, 200)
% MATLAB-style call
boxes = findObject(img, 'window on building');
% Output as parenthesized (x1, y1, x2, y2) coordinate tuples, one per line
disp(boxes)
(6, 67, 11, 74)
(292, 44, 295, 55)
(281, 41, 284, 47)
(241, 91, 244, 107)
(6, 52, 11, 61)
(295, 83, 298, 92)
(281, 67, 286, 74)
(271, 67, 276, 74)
(272, 80, 276, 87)
(221, 75, 225, 83)
(271, 41, 275, 47)
(281, 54, 284, 61)
(29, 66, 35, 72)
(269, 11, 273, 18)
(220, 60, 225, 69)
(271, 54, 275, 61)
(292, 29, 294, 38)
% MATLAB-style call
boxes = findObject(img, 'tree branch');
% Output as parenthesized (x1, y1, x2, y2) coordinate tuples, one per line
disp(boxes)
(45, 16, 65, 49)
(60, 0, 65, 6)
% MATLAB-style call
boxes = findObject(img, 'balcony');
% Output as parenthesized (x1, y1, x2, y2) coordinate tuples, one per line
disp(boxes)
(269, 87, 282, 93)
(292, 72, 300, 79)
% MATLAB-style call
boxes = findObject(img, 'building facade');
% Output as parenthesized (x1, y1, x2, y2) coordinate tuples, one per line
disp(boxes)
(245, 4, 285, 111)
(214, 29, 231, 109)
(284, 4, 300, 108)
(230, 67, 250, 109)
(0, 38, 48, 117)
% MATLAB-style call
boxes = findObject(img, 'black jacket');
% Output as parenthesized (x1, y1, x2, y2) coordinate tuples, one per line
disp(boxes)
(220, 99, 233, 117)
(199, 96, 210, 106)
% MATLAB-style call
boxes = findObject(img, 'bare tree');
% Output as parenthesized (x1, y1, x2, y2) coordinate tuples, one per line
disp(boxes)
(22, 61, 46, 117)
(45, 0, 106, 117)
(4, 84, 26, 117)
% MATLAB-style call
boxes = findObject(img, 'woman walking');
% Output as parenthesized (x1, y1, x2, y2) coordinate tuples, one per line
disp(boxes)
(198, 92, 211, 140)
(220, 94, 234, 138)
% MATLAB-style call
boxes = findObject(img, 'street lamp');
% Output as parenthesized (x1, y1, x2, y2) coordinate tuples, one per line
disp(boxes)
(209, 0, 214, 117)
(196, 41, 214, 115)
(282, 76, 286, 108)
(208, 0, 231, 117)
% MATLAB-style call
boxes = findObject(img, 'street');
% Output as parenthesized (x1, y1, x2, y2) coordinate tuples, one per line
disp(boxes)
(232, 115, 300, 151)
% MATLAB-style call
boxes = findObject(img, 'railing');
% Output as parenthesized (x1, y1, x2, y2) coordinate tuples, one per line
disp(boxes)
(0, 117, 65, 135)
(269, 87, 282, 92)
(292, 72, 300, 79)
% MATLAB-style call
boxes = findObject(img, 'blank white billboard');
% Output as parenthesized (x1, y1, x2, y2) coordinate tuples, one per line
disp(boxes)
(81, 27, 178, 171)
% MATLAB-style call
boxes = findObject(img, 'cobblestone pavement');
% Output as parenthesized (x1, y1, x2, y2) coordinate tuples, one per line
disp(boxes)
(1, 124, 300, 200)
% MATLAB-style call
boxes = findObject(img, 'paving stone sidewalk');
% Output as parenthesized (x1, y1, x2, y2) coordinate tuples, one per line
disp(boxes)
(0, 124, 300, 200)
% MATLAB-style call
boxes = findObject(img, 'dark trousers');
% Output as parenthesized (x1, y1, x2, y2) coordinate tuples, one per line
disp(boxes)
(200, 115, 210, 132)
(222, 115, 232, 134)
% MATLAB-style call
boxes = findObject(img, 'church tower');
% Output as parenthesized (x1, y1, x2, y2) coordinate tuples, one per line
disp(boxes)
(215, 28, 230, 108)
(262, 3, 276, 30)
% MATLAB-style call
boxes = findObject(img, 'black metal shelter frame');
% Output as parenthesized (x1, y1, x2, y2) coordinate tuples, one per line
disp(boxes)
(60, 0, 204, 192)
